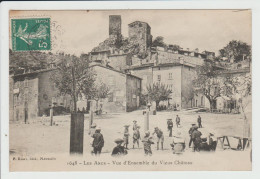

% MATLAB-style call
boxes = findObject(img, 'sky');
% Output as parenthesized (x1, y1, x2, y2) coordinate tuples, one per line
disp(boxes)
(10, 10, 251, 56)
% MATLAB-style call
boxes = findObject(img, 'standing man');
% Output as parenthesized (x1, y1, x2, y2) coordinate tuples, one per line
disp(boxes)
(92, 127, 104, 155)
(176, 115, 181, 128)
(197, 115, 202, 128)
(153, 127, 164, 150)
(191, 126, 202, 152)
(188, 124, 196, 148)
(142, 131, 154, 156)
(167, 119, 173, 137)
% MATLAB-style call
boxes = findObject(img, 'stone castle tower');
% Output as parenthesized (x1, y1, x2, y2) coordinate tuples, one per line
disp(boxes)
(128, 21, 153, 51)
(109, 15, 122, 38)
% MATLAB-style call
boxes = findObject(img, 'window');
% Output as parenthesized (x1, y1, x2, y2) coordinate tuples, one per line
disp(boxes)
(169, 73, 172, 79)
(169, 84, 173, 91)
(157, 75, 161, 82)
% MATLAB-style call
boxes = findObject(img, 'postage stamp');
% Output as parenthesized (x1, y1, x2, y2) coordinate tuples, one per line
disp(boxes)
(11, 18, 51, 51)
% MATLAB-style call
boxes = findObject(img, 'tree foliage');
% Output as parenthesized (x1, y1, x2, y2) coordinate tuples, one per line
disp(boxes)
(223, 73, 251, 118)
(193, 62, 225, 110)
(146, 82, 172, 109)
(218, 40, 251, 63)
(50, 55, 96, 111)
(152, 36, 166, 48)
(168, 44, 181, 51)
(90, 82, 110, 101)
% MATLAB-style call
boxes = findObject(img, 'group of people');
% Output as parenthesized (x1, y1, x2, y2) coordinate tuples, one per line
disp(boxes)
(89, 114, 216, 157)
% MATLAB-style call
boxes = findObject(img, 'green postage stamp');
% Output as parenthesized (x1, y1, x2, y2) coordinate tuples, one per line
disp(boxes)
(11, 18, 51, 51)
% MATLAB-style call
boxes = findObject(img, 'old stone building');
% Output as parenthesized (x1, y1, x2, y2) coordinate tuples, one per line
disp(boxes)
(128, 61, 205, 109)
(128, 21, 153, 52)
(109, 15, 121, 38)
(88, 15, 216, 110)
(11, 69, 71, 122)
(86, 64, 142, 113)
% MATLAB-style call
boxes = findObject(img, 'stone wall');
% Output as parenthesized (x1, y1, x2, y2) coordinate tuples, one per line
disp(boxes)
(13, 74, 39, 122)
(129, 67, 153, 93)
(128, 21, 152, 51)
(126, 75, 141, 112)
(108, 54, 132, 71)
(156, 50, 204, 66)
(109, 15, 121, 37)
(93, 66, 127, 113)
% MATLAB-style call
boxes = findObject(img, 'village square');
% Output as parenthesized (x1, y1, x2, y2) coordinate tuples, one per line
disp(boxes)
(9, 11, 252, 168)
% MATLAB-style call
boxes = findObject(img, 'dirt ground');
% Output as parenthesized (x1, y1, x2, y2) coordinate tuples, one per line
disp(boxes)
(9, 110, 252, 171)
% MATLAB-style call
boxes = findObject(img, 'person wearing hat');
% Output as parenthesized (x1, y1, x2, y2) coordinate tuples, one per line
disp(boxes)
(171, 131, 186, 154)
(191, 126, 202, 152)
(89, 123, 97, 150)
(123, 125, 130, 149)
(167, 119, 174, 137)
(197, 115, 202, 128)
(133, 126, 141, 149)
(111, 138, 128, 156)
(142, 131, 154, 156)
(152, 127, 164, 150)
(208, 133, 217, 151)
(92, 127, 104, 155)
(89, 123, 97, 136)
(176, 115, 181, 128)
(188, 124, 196, 148)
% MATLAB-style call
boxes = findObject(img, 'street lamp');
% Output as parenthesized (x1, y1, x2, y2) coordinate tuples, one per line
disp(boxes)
(50, 101, 57, 126)
(144, 102, 151, 131)
(147, 102, 152, 111)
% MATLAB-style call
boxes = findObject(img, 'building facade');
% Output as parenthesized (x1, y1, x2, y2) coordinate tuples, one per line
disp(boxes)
(90, 65, 142, 113)
(128, 21, 153, 52)
(11, 69, 71, 122)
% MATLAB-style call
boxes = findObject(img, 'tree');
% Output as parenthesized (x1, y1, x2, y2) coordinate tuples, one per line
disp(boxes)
(218, 40, 251, 63)
(146, 82, 172, 110)
(152, 36, 167, 48)
(223, 73, 251, 137)
(89, 82, 110, 114)
(168, 44, 181, 51)
(50, 55, 96, 112)
(193, 62, 225, 111)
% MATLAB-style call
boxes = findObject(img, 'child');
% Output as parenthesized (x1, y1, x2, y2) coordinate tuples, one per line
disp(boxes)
(153, 127, 164, 150)
(112, 138, 128, 156)
(92, 127, 104, 155)
(142, 131, 154, 156)
(133, 126, 141, 149)
(123, 125, 130, 149)
(167, 119, 173, 137)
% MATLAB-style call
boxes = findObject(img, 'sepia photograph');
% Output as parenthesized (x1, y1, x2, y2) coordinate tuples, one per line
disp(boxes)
(7, 9, 252, 171)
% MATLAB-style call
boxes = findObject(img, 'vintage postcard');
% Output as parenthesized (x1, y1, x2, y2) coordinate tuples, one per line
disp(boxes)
(8, 9, 252, 172)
